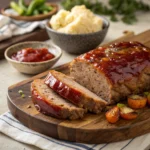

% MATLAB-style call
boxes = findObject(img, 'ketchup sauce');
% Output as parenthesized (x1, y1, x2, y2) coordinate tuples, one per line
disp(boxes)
(11, 48, 55, 62)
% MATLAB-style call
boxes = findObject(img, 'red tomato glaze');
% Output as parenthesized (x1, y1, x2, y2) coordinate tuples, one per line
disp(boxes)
(11, 48, 55, 62)
(78, 41, 150, 84)
(45, 73, 82, 104)
(32, 89, 62, 117)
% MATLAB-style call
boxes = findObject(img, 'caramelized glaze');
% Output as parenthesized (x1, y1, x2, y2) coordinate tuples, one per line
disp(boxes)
(45, 73, 82, 104)
(79, 41, 150, 84)
(32, 89, 62, 117)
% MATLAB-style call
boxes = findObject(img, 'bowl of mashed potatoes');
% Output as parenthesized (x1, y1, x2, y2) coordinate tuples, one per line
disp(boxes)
(46, 5, 109, 54)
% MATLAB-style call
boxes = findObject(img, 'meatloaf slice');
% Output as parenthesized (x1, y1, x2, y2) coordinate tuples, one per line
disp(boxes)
(31, 79, 85, 120)
(44, 70, 107, 114)
(70, 41, 150, 104)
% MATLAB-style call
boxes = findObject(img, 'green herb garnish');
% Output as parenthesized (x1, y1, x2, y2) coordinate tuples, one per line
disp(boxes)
(10, 0, 53, 16)
(144, 92, 150, 96)
(117, 103, 126, 108)
(61, 0, 150, 24)
(18, 90, 23, 94)
(110, 14, 118, 22)
(21, 94, 25, 98)
(18, 90, 25, 98)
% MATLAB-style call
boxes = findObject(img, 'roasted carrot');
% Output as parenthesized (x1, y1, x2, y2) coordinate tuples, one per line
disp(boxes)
(117, 103, 137, 120)
(120, 107, 137, 120)
(128, 95, 147, 109)
(105, 106, 120, 123)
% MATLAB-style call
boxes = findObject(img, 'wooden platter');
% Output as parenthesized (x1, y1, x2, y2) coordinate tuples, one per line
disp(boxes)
(7, 29, 150, 144)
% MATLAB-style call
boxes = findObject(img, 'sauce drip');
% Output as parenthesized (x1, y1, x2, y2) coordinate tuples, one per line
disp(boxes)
(79, 41, 150, 84)
(11, 48, 55, 62)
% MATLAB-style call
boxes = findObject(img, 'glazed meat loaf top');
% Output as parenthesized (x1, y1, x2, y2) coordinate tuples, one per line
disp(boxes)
(75, 41, 150, 85)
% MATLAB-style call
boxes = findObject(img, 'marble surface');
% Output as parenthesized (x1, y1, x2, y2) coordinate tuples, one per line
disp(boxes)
(0, 10, 150, 150)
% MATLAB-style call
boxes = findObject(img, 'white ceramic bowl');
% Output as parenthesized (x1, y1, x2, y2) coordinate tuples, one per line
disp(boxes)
(5, 41, 62, 74)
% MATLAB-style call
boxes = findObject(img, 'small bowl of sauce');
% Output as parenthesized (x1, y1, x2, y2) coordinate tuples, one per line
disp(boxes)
(11, 48, 55, 62)
(5, 42, 62, 74)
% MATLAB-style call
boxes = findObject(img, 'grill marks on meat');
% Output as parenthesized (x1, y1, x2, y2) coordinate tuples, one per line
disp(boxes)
(31, 79, 85, 120)
(44, 70, 107, 113)
(70, 41, 150, 104)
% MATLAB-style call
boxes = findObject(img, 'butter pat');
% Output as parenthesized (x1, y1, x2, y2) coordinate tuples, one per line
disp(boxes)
(50, 5, 103, 34)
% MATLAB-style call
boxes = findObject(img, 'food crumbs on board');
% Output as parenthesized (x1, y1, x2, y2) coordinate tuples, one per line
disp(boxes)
(18, 90, 26, 98)
(21, 94, 25, 98)
(18, 90, 23, 94)
(27, 105, 31, 108)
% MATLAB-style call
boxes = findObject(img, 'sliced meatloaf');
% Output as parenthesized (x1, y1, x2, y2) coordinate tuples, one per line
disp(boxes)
(31, 79, 85, 120)
(44, 70, 107, 113)
(70, 41, 150, 104)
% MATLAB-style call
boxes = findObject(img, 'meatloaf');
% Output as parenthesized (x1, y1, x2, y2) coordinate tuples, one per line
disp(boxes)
(70, 41, 150, 104)
(44, 70, 107, 113)
(31, 79, 85, 120)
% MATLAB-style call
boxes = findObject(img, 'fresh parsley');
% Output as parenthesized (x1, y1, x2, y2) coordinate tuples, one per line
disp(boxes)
(61, 0, 150, 24)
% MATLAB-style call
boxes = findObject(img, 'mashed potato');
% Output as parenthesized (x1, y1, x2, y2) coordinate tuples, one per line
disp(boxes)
(50, 5, 103, 34)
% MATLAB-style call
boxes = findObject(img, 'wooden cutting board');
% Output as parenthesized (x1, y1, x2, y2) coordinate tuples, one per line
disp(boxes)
(7, 29, 150, 144)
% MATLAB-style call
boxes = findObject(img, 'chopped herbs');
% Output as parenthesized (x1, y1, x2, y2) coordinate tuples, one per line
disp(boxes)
(144, 92, 150, 96)
(117, 103, 126, 108)
(61, 0, 150, 24)
(21, 94, 25, 98)
(18, 90, 23, 94)
(18, 90, 25, 98)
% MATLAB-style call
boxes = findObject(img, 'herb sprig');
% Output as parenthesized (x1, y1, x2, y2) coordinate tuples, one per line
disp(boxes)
(61, 0, 150, 24)
(18, 90, 25, 98)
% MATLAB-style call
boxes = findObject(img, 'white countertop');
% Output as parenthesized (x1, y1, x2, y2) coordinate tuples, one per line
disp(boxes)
(0, 11, 150, 150)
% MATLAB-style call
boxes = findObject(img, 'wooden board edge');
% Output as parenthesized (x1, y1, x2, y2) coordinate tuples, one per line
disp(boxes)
(7, 95, 61, 139)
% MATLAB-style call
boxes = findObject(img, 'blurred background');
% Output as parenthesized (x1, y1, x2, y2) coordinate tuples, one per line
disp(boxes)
(0, 1, 150, 150)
